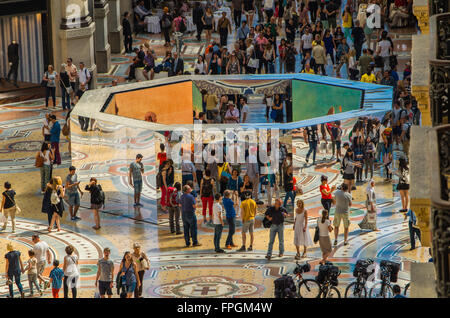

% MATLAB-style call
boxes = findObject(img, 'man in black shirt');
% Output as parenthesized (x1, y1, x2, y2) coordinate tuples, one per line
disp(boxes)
(326, 0, 338, 32)
(192, 2, 204, 41)
(122, 12, 133, 53)
(351, 20, 365, 60)
(127, 47, 145, 80)
(265, 199, 288, 260)
(303, 125, 319, 164)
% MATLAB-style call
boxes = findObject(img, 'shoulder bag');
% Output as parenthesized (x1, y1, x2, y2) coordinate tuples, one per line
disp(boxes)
(3, 191, 21, 214)
(248, 49, 259, 69)
(35, 152, 44, 167)
(313, 219, 320, 243)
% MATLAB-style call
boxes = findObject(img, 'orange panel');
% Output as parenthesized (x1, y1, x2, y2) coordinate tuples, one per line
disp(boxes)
(108, 81, 193, 124)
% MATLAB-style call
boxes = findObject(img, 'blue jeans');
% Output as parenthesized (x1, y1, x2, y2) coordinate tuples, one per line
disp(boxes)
(214, 224, 223, 251)
(267, 223, 285, 256)
(7, 271, 23, 297)
(409, 222, 421, 249)
(306, 141, 317, 163)
(61, 87, 71, 110)
(226, 217, 235, 246)
(283, 191, 296, 209)
(182, 214, 198, 246)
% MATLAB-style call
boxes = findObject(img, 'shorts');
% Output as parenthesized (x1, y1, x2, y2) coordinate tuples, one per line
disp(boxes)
(37, 260, 46, 276)
(134, 179, 143, 194)
(204, 24, 212, 30)
(91, 203, 102, 210)
(70, 82, 76, 91)
(334, 140, 341, 150)
(68, 192, 80, 206)
(126, 282, 137, 294)
(242, 219, 255, 233)
(98, 281, 113, 296)
(333, 213, 350, 228)
(397, 184, 410, 191)
(244, 10, 254, 15)
(343, 173, 355, 180)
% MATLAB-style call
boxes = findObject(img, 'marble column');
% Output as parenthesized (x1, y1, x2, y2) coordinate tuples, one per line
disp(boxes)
(108, 0, 123, 54)
(94, 0, 111, 73)
(59, 0, 98, 88)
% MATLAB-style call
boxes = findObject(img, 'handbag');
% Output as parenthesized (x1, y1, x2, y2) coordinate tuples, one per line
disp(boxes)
(35, 152, 44, 167)
(262, 217, 272, 229)
(40, 72, 48, 87)
(62, 122, 70, 136)
(140, 257, 150, 270)
(248, 49, 259, 69)
(313, 220, 320, 243)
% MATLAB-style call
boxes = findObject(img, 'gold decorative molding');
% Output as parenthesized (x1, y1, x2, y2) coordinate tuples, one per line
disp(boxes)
(413, 5, 429, 34)
(412, 85, 432, 126)
(410, 198, 432, 246)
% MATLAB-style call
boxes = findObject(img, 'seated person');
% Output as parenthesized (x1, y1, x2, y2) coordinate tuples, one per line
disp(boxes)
(144, 111, 157, 122)
(134, 0, 151, 20)
(143, 50, 156, 80)
(127, 46, 146, 80)
(389, 3, 410, 28)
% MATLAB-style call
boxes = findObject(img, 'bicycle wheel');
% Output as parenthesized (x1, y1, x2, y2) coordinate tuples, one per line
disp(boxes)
(326, 286, 341, 298)
(345, 282, 367, 298)
(404, 283, 410, 297)
(369, 283, 394, 298)
(298, 279, 321, 298)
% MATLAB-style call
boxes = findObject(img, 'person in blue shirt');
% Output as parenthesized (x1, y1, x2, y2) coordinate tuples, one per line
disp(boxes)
(392, 284, 407, 298)
(5, 243, 24, 298)
(180, 185, 201, 248)
(49, 114, 61, 165)
(223, 190, 237, 249)
(404, 209, 421, 250)
(49, 259, 64, 298)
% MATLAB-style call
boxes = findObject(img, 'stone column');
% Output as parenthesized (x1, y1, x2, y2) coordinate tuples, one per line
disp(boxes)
(108, 0, 123, 54)
(94, 0, 111, 73)
(59, 0, 98, 88)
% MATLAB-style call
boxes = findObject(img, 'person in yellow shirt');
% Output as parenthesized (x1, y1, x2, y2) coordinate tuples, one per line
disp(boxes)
(237, 191, 256, 252)
(360, 66, 377, 83)
(301, 63, 315, 74)
(204, 93, 218, 123)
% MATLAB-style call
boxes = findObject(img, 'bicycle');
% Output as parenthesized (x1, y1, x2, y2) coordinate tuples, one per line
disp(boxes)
(369, 266, 394, 298)
(404, 282, 410, 297)
(345, 270, 369, 298)
(318, 275, 341, 298)
(292, 262, 321, 298)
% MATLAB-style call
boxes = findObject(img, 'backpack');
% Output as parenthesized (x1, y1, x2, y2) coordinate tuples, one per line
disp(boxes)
(411, 99, 421, 125)
(274, 275, 297, 298)
(94, 184, 105, 207)
(179, 18, 187, 33)
(83, 68, 93, 85)
(201, 178, 213, 197)
(167, 187, 178, 207)
(50, 190, 60, 205)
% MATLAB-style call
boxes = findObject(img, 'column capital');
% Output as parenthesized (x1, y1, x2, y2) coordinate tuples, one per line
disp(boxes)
(413, 3, 430, 34)
(94, 2, 110, 18)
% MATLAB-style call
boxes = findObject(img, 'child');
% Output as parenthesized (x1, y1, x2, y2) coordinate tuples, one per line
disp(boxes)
(293, 200, 313, 259)
(23, 250, 42, 297)
(223, 190, 237, 249)
(383, 152, 393, 181)
(212, 193, 225, 253)
(49, 260, 64, 298)
(186, 180, 197, 198)
(168, 182, 182, 235)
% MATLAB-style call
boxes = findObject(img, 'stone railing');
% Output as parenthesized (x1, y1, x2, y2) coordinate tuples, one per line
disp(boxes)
(429, 124, 450, 298)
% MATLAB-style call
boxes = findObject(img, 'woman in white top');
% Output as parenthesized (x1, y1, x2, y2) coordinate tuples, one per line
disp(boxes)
(37, 142, 54, 193)
(318, 209, 333, 264)
(130, 242, 150, 298)
(63, 245, 80, 298)
(43, 65, 59, 108)
(194, 55, 207, 75)
(293, 199, 313, 259)
(359, 180, 379, 231)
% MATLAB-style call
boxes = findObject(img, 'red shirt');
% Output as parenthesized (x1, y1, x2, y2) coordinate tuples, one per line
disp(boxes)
(320, 184, 332, 200)
(157, 152, 167, 166)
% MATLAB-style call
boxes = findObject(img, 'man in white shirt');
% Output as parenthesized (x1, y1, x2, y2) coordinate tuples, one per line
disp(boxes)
(78, 62, 91, 90)
(225, 102, 240, 123)
(65, 58, 78, 104)
(376, 31, 392, 71)
(301, 27, 313, 56)
(239, 96, 250, 123)
(212, 193, 225, 253)
(42, 113, 53, 142)
(32, 234, 52, 289)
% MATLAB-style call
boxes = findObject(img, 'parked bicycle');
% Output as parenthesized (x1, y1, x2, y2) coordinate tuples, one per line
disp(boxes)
(315, 262, 342, 298)
(345, 258, 375, 298)
(369, 260, 400, 298)
(292, 262, 321, 298)
(404, 282, 410, 297)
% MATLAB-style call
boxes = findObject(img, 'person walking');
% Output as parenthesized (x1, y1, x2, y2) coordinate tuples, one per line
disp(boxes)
(265, 198, 288, 260)
(319, 175, 336, 213)
(84, 177, 104, 230)
(218, 11, 232, 47)
(333, 183, 352, 246)
(32, 234, 51, 290)
(118, 251, 141, 298)
(66, 166, 83, 221)
(304, 125, 319, 165)
(404, 209, 421, 250)
(95, 247, 115, 298)
(43, 65, 58, 108)
(168, 182, 182, 235)
(131, 242, 150, 298)
(180, 185, 201, 247)
(129, 154, 144, 207)
(48, 176, 65, 232)
(317, 210, 333, 264)
(62, 245, 79, 298)
(212, 193, 225, 253)
(342, 148, 360, 194)
(359, 179, 379, 231)
(59, 64, 71, 110)
(23, 250, 42, 297)
(293, 199, 313, 260)
(193, 2, 204, 41)
(49, 260, 64, 298)
(1, 181, 18, 233)
(237, 191, 256, 252)
(49, 115, 61, 165)
(202, 7, 214, 44)
(223, 190, 237, 249)
(396, 157, 410, 212)
(161, 7, 172, 47)
(200, 169, 215, 224)
(5, 242, 25, 298)
(283, 165, 296, 210)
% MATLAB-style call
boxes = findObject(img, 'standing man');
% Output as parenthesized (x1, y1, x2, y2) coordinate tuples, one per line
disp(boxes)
(78, 62, 91, 90)
(172, 52, 184, 76)
(180, 185, 201, 247)
(303, 125, 319, 165)
(65, 58, 78, 106)
(263, 0, 274, 23)
(232, 0, 243, 28)
(66, 166, 83, 221)
(218, 12, 232, 48)
(265, 198, 288, 260)
(238, 192, 256, 252)
(95, 247, 114, 298)
(32, 234, 51, 290)
(193, 2, 204, 42)
(239, 96, 250, 123)
(123, 12, 133, 53)
(333, 183, 352, 246)
(42, 113, 53, 142)
(181, 154, 197, 186)
(6, 40, 19, 87)
(49, 115, 61, 165)
(129, 154, 144, 207)
(245, 156, 260, 203)
(351, 20, 365, 60)
(236, 20, 249, 41)
(404, 209, 421, 250)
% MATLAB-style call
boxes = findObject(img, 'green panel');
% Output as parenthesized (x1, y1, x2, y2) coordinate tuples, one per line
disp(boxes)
(292, 80, 363, 121)
(192, 82, 203, 114)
